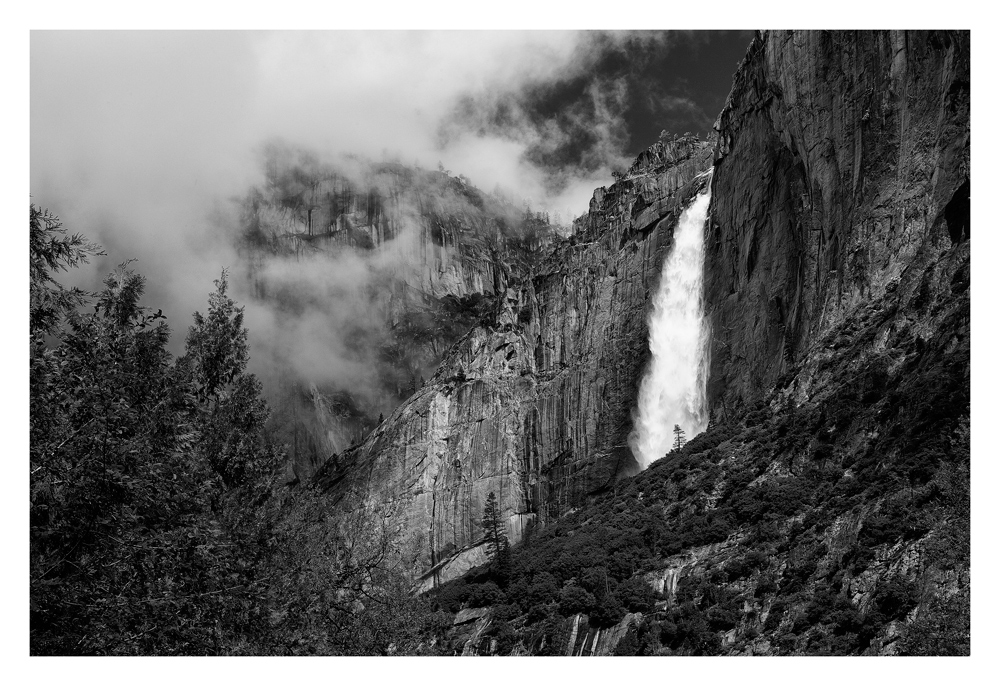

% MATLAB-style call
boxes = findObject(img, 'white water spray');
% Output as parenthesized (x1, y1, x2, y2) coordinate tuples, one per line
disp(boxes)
(630, 186, 711, 467)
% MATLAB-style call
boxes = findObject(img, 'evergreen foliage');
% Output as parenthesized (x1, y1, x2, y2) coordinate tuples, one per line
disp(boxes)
(481, 491, 510, 565)
(260, 489, 444, 655)
(672, 424, 686, 452)
(28, 204, 442, 656)
(181, 270, 249, 400)
(29, 206, 279, 654)
(29, 204, 104, 336)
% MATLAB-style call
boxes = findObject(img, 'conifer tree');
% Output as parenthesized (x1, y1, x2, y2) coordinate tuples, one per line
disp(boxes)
(672, 424, 686, 452)
(481, 491, 509, 563)
(180, 270, 282, 491)
(29, 204, 103, 336)
(30, 207, 280, 654)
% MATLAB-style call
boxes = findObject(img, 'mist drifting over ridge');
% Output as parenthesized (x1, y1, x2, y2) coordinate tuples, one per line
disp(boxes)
(30, 31, 749, 436)
(235, 144, 557, 446)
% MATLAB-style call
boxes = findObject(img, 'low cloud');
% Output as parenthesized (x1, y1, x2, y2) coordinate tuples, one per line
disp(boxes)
(31, 30, 710, 418)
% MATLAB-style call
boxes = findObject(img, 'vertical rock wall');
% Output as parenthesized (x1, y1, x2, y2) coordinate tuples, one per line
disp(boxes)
(706, 30, 970, 416)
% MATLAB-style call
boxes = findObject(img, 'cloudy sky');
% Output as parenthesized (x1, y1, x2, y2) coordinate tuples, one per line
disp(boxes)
(30, 30, 751, 342)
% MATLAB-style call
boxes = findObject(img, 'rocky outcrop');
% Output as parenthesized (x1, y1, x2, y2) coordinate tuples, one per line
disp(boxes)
(705, 30, 969, 417)
(456, 609, 644, 656)
(316, 138, 716, 577)
(564, 612, 644, 656)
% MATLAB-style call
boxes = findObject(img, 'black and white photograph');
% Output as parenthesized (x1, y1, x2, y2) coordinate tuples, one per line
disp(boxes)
(20, 10, 983, 671)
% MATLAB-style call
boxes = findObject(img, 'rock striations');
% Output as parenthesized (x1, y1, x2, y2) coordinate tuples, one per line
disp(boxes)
(239, 153, 555, 479)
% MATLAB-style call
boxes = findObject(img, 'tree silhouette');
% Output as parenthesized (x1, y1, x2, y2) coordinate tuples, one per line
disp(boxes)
(181, 269, 248, 401)
(673, 424, 686, 451)
(481, 491, 509, 564)
(29, 204, 103, 336)
(181, 271, 281, 490)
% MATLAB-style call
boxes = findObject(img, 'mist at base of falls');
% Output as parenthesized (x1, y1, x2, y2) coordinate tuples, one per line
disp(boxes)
(629, 187, 711, 468)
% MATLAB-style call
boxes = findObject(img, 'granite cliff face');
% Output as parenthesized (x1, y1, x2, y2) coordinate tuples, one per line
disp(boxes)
(705, 30, 969, 417)
(303, 30, 969, 655)
(315, 138, 715, 583)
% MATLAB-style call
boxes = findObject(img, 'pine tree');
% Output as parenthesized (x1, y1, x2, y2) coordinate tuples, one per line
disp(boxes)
(672, 424, 686, 452)
(181, 270, 281, 491)
(29, 204, 103, 336)
(481, 491, 509, 564)
(30, 209, 282, 653)
(182, 269, 248, 401)
(30, 241, 246, 654)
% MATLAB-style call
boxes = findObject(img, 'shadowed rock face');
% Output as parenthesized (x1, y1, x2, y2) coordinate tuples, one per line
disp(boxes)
(316, 138, 716, 579)
(705, 30, 969, 418)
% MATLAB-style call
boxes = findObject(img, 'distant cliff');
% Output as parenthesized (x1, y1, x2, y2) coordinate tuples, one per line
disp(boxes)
(237, 149, 556, 479)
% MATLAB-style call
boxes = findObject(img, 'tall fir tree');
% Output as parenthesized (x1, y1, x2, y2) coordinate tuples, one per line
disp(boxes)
(481, 491, 509, 564)
(180, 270, 281, 492)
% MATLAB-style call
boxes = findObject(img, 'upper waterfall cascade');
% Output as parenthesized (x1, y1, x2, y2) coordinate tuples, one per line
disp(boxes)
(629, 186, 711, 468)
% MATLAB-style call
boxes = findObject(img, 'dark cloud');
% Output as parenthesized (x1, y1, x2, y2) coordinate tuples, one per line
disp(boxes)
(437, 30, 751, 198)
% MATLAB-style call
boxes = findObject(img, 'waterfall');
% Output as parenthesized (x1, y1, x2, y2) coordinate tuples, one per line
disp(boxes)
(629, 185, 711, 468)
